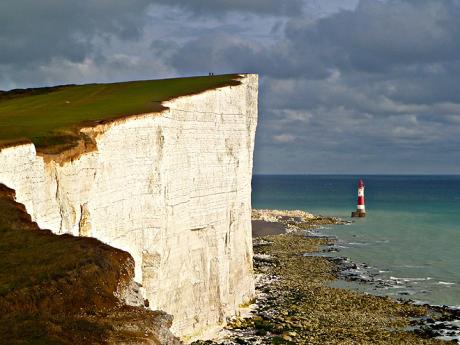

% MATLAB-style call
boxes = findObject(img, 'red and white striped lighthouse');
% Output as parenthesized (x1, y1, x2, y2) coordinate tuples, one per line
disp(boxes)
(351, 179, 366, 217)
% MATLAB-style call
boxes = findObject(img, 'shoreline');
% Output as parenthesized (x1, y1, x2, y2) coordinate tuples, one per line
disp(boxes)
(193, 209, 456, 344)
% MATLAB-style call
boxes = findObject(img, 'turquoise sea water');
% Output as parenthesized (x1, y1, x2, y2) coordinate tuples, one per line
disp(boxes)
(252, 175, 460, 307)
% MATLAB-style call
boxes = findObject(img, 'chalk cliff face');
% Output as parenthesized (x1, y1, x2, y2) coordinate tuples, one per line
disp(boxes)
(0, 74, 258, 339)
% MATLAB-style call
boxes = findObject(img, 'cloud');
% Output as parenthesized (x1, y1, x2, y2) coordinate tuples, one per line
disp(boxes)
(249, 0, 460, 173)
(149, 0, 305, 17)
(169, 0, 460, 80)
(284, 0, 460, 72)
(0, 0, 157, 89)
(170, 33, 270, 76)
(273, 134, 297, 143)
(1, 0, 460, 173)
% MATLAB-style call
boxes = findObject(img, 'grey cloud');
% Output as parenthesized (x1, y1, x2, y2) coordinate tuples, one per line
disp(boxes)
(170, 34, 270, 75)
(149, 0, 305, 17)
(0, 0, 152, 67)
(285, 0, 460, 73)
(173, 0, 460, 80)
(1, 0, 460, 173)
(254, 101, 460, 174)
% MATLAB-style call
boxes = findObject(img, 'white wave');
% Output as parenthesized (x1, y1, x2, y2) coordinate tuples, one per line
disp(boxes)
(412, 299, 431, 305)
(390, 276, 432, 282)
(398, 265, 427, 269)
(438, 281, 455, 285)
(436, 335, 460, 343)
(397, 290, 416, 295)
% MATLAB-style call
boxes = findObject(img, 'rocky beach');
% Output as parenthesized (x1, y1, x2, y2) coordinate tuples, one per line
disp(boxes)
(193, 209, 456, 345)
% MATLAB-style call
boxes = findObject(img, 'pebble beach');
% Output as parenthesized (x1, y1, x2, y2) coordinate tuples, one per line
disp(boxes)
(193, 209, 455, 345)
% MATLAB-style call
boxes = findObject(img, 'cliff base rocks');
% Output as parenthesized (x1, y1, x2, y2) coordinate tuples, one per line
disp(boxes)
(194, 212, 446, 345)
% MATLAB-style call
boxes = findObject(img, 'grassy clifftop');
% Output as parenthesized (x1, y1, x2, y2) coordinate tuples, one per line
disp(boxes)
(0, 74, 241, 153)
(0, 74, 243, 342)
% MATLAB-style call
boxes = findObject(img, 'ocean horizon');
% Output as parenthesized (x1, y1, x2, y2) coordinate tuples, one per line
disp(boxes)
(252, 174, 460, 308)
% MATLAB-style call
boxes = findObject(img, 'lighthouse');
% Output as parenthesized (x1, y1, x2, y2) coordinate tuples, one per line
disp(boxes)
(351, 179, 366, 217)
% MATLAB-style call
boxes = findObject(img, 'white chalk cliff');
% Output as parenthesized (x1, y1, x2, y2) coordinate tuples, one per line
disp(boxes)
(0, 74, 258, 340)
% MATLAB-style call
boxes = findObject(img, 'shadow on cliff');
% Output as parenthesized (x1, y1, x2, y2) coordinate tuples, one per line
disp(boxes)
(0, 184, 181, 345)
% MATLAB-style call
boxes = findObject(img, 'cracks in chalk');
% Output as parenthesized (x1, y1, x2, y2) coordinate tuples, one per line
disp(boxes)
(78, 204, 84, 236)
(165, 108, 244, 116)
(110, 228, 144, 242)
(160, 108, 244, 124)
(78, 203, 91, 237)
(53, 165, 65, 234)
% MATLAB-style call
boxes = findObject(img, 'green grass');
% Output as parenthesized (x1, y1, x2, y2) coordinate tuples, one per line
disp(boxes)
(0, 74, 241, 152)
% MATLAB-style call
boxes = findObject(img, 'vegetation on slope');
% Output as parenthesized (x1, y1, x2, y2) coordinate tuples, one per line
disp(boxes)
(0, 74, 241, 153)
(0, 184, 180, 344)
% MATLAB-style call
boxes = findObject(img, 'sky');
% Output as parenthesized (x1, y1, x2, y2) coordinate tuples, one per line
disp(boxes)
(1, 0, 459, 174)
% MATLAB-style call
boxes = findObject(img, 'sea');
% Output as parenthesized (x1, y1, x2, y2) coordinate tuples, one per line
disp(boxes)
(252, 175, 460, 309)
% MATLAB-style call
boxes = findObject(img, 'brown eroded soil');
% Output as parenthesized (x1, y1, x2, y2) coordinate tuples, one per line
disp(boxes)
(0, 184, 180, 345)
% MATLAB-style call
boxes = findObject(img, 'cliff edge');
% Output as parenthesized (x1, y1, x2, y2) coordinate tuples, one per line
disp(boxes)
(0, 74, 258, 341)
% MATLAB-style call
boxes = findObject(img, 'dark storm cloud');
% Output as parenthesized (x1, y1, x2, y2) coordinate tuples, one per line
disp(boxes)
(170, 34, 271, 76)
(0, 0, 152, 67)
(251, 0, 460, 173)
(169, 0, 460, 82)
(149, 0, 305, 17)
(1, 0, 459, 173)
(284, 0, 460, 73)
(171, 0, 460, 85)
